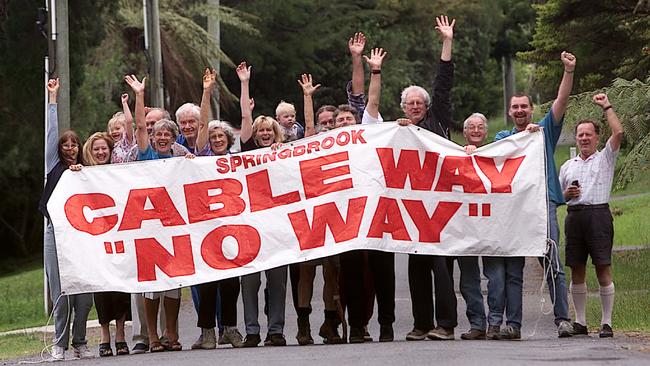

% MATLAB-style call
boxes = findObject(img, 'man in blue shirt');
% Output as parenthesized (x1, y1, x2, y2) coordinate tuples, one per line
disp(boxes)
(487, 51, 577, 340)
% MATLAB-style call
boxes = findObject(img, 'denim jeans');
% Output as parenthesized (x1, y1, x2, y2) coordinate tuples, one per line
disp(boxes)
(241, 266, 287, 335)
(542, 201, 571, 325)
(482, 256, 524, 329)
(44, 221, 93, 349)
(456, 257, 486, 331)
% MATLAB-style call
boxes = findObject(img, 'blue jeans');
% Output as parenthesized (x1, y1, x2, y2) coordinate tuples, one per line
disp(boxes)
(542, 201, 571, 325)
(457, 257, 486, 331)
(482, 256, 524, 329)
(241, 266, 287, 335)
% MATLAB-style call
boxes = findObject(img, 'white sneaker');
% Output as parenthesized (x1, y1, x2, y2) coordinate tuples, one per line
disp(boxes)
(73, 344, 94, 359)
(50, 345, 65, 361)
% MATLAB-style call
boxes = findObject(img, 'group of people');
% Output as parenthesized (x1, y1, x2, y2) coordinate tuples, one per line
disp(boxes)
(39, 14, 623, 361)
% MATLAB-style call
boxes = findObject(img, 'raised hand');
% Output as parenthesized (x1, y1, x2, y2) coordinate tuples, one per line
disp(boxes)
(124, 75, 146, 94)
(435, 15, 455, 41)
(249, 97, 255, 112)
(363, 48, 387, 71)
(348, 32, 366, 57)
(561, 51, 576, 72)
(592, 93, 610, 109)
(236, 62, 251, 82)
(203, 68, 217, 91)
(121, 93, 129, 104)
(47, 78, 60, 93)
(298, 74, 321, 96)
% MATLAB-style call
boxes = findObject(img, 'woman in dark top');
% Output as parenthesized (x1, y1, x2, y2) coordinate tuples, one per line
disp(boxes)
(39, 78, 94, 360)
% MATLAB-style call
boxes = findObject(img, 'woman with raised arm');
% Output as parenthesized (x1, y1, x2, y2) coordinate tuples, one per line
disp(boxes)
(234, 62, 287, 347)
(124, 74, 185, 352)
(38, 78, 94, 361)
(190, 68, 244, 350)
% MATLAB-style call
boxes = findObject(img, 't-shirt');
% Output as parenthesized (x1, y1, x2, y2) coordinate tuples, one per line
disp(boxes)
(137, 144, 172, 161)
(111, 134, 136, 164)
(495, 110, 564, 204)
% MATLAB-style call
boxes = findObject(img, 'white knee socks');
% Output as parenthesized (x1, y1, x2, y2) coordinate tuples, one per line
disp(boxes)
(570, 282, 588, 326)
(600, 282, 615, 326)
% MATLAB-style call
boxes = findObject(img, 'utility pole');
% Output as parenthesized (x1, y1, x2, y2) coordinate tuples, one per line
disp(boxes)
(52, 0, 70, 130)
(144, 0, 164, 107)
(207, 0, 220, 120)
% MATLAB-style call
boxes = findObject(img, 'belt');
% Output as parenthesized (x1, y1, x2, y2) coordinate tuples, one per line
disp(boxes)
(567, 203, 609, 212)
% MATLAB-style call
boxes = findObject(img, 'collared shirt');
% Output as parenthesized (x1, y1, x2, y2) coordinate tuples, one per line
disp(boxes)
(495, 110, 564, 204)
(559, 139, 618, 205)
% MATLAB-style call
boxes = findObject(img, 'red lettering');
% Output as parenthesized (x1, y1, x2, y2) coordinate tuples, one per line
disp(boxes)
(278, 149, 292, 159)
(474, 156, 525, 193)
(288, 197, 367, 250)
(229, 156, 242, 172)
(402, 200, 462, 243)
(306, 140, 321, 154)
(376, 148, 439, 190)
(293, 145, 306, 157)
(242, 154, 256, 169)
(367, 197, 411, 240)
(201, 225, 261, 269)
(118, 187, 186, 231)
(300, 151, 352, 199)
(247, 169, 301, 212)
(350, 129, 366, 144)
(184, 179, 246, 224)
(135, 235, 195, 281)
(64, 193, 118, 235)
(216, 157, 230, 174)
(321, 137, 335, 149)
(434, 156, 487, 193)
(336, 131, 350, 146)
(262, 152, 277, 164)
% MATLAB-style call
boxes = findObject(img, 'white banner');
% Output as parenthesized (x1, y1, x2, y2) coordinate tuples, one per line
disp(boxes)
(48, 123, 548, 295)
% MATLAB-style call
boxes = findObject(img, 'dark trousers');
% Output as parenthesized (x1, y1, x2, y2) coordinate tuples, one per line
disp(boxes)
(408, 254, 457, 330)
(197, 277, 240, 328)
(340, 250, 395, 328)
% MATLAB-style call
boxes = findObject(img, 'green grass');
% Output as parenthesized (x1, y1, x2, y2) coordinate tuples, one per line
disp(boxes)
(0, 259, 97, 333)
(557, 194, 650, 248)
(0, 333, 48, 361)
(584, 249, 650, 332)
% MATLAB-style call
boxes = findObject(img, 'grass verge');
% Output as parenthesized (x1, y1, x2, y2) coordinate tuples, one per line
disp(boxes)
(0, 333, 47, 361)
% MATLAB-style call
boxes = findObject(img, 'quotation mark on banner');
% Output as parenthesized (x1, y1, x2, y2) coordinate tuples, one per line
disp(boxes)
(104, 241, 125, 254)
(468, 203, 490, 217)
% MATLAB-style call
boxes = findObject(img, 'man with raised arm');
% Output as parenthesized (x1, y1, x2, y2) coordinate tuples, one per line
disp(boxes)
(559, 93, 624, 338)
(489, 51, 577, 340)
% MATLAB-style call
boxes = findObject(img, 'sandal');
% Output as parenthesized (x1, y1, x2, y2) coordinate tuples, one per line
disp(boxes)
(99, 343, 113, 357)
(150, 341, 165, 353)
(115, 341, 130, 356)
(165, 340, 182, 352)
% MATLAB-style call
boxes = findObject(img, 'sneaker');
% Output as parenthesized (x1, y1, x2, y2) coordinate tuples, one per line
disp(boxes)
(599, 324, 613, 338)
(73, 344, 94, 359)
(264, 333, 287, 346)
(405, 328, 428, 341)
(486, 325, 500, 340)
(200, 328, 217, 349)
(461, 329, 486, 340)
(557, 320, 573, 338)
(379, 325, 394, 342)
(497, 325, 521, 340)
(191, 334, 204, 350)
(349, 327, 365, 344)
(572, 322, 589, 336)
(222, 327, 244, 348)
(50, 345, 65, 361)
(242, 334, 261, 348)
(427, 326, 454, 340)
(131, 343, 148, 354)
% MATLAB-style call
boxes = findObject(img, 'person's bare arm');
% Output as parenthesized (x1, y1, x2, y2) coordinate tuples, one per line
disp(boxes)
(592, 93, 624, 151)
(435, 15, 455, 62)
(121, 93, 134, 144)
(124, 75, 148, 152)
(364, 48, 387, 119)
(298, 74, 321, 137)
(46, 78, 60, 172)
(237, 62, 253, 143)
(197, 68, 217, 151)
(349, 32, 366, 95)
(550, 51, 576, 124)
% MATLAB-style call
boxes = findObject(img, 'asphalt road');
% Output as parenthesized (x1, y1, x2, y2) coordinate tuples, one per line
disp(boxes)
(13, 255, 650, 365)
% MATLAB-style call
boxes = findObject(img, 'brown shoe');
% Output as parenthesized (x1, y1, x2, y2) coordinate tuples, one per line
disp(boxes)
(460, 329, 486, 340)
(426, 326, 454, 340)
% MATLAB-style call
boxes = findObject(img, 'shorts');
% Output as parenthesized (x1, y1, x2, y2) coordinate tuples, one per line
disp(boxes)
(564, 204, 613, 266)
(143, 289, 182, 300)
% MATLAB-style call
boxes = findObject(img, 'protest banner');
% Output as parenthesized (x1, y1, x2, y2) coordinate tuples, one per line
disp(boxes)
(48, 123, 548, 294)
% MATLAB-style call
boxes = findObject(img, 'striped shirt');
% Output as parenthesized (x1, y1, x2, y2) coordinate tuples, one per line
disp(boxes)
(559, 139, 619, 205)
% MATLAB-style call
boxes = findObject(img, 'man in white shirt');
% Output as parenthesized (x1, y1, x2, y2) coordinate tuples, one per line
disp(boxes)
(559, 93, 624, 338)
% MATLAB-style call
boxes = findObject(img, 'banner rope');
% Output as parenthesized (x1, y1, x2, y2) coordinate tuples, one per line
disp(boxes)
(18, 293, 70, 364)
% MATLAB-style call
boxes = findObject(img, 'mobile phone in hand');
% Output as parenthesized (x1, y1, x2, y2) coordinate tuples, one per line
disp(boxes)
(571, 180, 580, 187)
